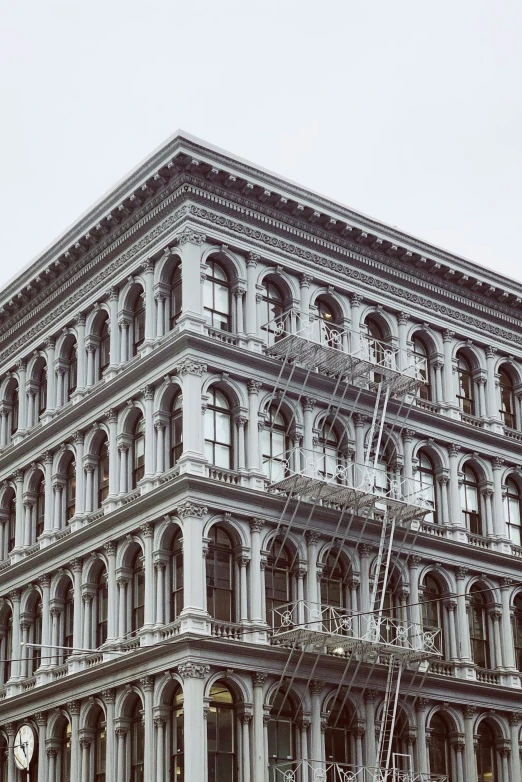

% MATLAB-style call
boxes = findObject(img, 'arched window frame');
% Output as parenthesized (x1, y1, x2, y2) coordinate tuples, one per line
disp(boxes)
(460, 465, 482, 535)
(316, 419, 345, 482)
(456, 352, 475, 416)
(170, 530, 183, 623)
(132, 415, 146, 488)
(206, 526, 235, 623)
(204, 258, 231, 332)
(412, 335, 431, 401)
(207, 681, 237, 782)
(260, 278, 286, 346)
(420, 575, 444, 656)
(468, 584, 491, 669)
(265, 538, 293, 627)
(204, 387, 233, 470)
(169, 262, 182, 330)
(262, 405, 289, 482)
(97, 435, 110, 508)
(417, 450, 437, 524)
(314, 295, 344, 349)
(131, 550, 145, 633)
(170, 392, 183, 469)
(320, 550, 349, 613)
(427, 713, 452, 780)
(498, 366, 516, 429)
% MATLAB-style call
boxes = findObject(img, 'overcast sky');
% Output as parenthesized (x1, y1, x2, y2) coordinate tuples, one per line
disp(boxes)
(2, 0, 522, 292)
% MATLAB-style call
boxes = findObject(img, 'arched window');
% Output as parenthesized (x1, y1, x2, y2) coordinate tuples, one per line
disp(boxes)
(1, 609, 12, 684)
(63, 586, 74, 661)
(59, 722, 71, 782)
(321, 551, 346, 611)
(206, 527, 234, 623)
(412, 336, 431, 400)
(469, 584, 490, 668)
(10, 382, 19, 436)
(325, 696, 353, 773)
(262, 406, 288, 482)
(390, 709, 410, 770)
(499, 367, 516, 428)
(170, 392, 183, 468)
(317, 421, 342, 481)
(421, 576, 443, 655)
(362, 317, 386, 381)
(456, 353, 474, 415)
(30, 597, 42, 675)
(7, 491, 15, 554)
(428, 713, 451, 781)
(476, 721, 497, 782)
(204, 388, 232, 470)
(418, 451, 437, 524)
(505, 479, 522, 545)
(204, 259, 231, 332)
(513, 595, 522, 672)
(66, 342, 78, 401)
(170, 530, 183, 622)
(132, 416, 145, 488)
(35, 475, 45, 539)
(265, 539, 292, 627)
(170, 685, 184, 780)
(99, 314, 111, 377)
(268, 690, 296, 781)
(131, 550, 145, 633)
(260, 279, 285, 345)
(98, 436, 110, 507)
(96, 569, 108, 647)
(169, 263, 182, 330)
(315, 296, 342, 348)
(130, 699, 145, 782)
(207, 682, 236, 782)
(132, 290, 146, 355)
(460, 466, 481, 535)
(65, 460, 76, 521)
(36, 364, 47, 418)
(94, 710, 106, 782)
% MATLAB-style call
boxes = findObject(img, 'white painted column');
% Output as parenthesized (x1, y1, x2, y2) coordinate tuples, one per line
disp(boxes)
(38, 575, 51, 669)
(47, 749, 57, 782)
(303, 397, 315, 458)
(237, 416, 247, 472)
(36, 712, 48, 782)
(300, 273, 313, 318)
(75, 314, 86, 393)
(238, 556, 249, 623)
(44, 340, 56, 415)
(155, 561, 166, 625)
(442, 330, 456, 406)
(84, 464, 94, 513)
(104, 542, 117, 642)
(74, 431, 85, 516)
(69, 700, 81, 782)
(364, 690, 377, 768)
(252, 673, 266, 782)
(359, 543, 371, 635)
(310, 681, 324, 771)
(14, 469, 24, 551)
(306, 531, 320, 608)
(117, 578, 128, 638)
(433, 359, 444, 404)
(492, 457, 507, 537)
(349, 293, 362, 353)
(141, 675, 154, 776)
(463, 706, 477, 782)
(250, 518, 264, 625)
(108, 287, 120, 371)
(143, 260, 155, 343)
(119, 319, 129, 364)
(177, 662, 209, 781)
(445, 600, 459, 661)
(397, 311, 410, 371)
(143, 385, 155, 482)
(246, 253, 260, 339)
(103, 687, 116, 782)
(490, 609, 503, 668)
(155, 293, 166, 338)
(107, 409, 119, 501)
(155, 422, 166, 474)
(72, 559, 83, 654)
(178, 501, 209, 629)
(155, 714, 167, 782)
(118, 445, 128, 494)
(241, 714, 252, 782)
(235, 286, 246, 335)
(455, 568, 471, 661)
(86, 344, 96, 387)
(448, 443, 462, 526)
(415, 699, 429, 775)
(500, 578, 516, 670)
(438, 475, 450, 525)
(477, 377, 487, 419)
(115, 727, 127, 782)
(142, 524, 154, 633)
(509, 713, 522, 782)
(247, 380, 261, 473)
(408, 556, 422, 648)
(16, 359, 28, 431)
(177, 359, 206, 473)
(83, 594, 93, 649)
(177, 231, 206, 331)
(402, 428, 415, 483)
(485, 346, 499, 421)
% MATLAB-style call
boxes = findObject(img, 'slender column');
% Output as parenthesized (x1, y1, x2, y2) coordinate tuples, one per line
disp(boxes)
(477, 377, 487, 419)
(70, 559, 83, 654)
(74, 314, 86, 393)
(0, 408, 8, 446)
(68, 700, 81, 782)
(349, 293, 362, 352)
(397, 311, 410, 370)
(354, 414, 365, 467)
(80, 739, 91, 782)
(358, 543, 371, 634)
(482, 488, 494, 537)
(364, 690, 377, 768)
(236, 416, 247, 472)
(50, 609, 60, 666)
(155, 422, 166, 474)
(178, 502, 208, 618)
(433, 360, 444, 403)
(500, 578, 516, 670)
(84, 464, 94, 513)
(250, 518, 264, 624)
(118, 445, 128, 494)
(143, 385, 155, 479)
(39, 575, 51, 668)
(155, 293, 166, 338)
(246, 253, 259, 337)
(141, 676, 154, 775)
(448, 444, 462, 526)
(178, 662, 209, 781)
(117, 579, 127, 638)
(107, 287, 120, 371)
(155, 562, 166, 625)
(83, 594, 93, 649)
(455, 568, 471, 661)
(26, 389, 35, 428)
(176, 231, 206, 328)
(454, 742, 465, 782)
(490, 610, 503, 668)
(408, 556, 422, 648)
(415, 699, 429, 775)
(56, 367, 65, 408)
(52, 483, 62, 531)
(354, 724, 365, 768)
(402, 428, 415, 483)
(143, 259, 155, 343)
(8, 590, 21, 680)
(300, 718, 310, 778)
(445, 600, 459, 661)
(119, 319, 129, 363)
(492, 457, 507, 537)
(108, 409, 119, 499)
(155, 715, 167, 782)
(310, 681, 324, 770)
(235, 286, 246, 335)
(115, 728, 127, 782)
(142, 524, 154, 630)
(36, 712, 48, 782)
(47, 749, 57, 782)
(306, 531, 320, 609)
(300, 273, 313, 318)
(103, 688, 116, 782)
(442, 330, 456, 405)
(438, 475, 450, 525)
(238, 556, 249, 623)
(17, 359, 28, 430)
(23, 500, 33, 546)
(297, 567, 306, 625)
(177, 359, 206, 467)
(14, 469, 24, 550)
(86, 344, 96, 387)
(74, 431, 85, 516)
(240, 713, 252, 782)
(485, 347, 499, 421)
(104, 542, 117, 642)
(20, 620, 29, 677)
(303, 397, 315, 460)
(500, 747, 510, 782)
(509, 713, 522, 782)
(252, 673, 266, 782)
(247, 380, 261, 473)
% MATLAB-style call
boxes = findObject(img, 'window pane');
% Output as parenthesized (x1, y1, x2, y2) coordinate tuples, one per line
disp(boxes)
(215, 411, 231, 444)
(217, 709, 233, 752)
(214, 444, 231, 469)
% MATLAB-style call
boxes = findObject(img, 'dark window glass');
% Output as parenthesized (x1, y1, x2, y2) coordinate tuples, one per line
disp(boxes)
(428, 714, 451, 780)
(60, 723, 71, 782)
(315, 296, 342, 348)
(317, 421, 341, 481)
(171, 531, 183, 622)
(204, 259, 231, 332)
(67, 343, 78, 400)
(413, 336, 431, 400)
(31, 600, 42, 673)
(362, 318, 386, 383)
(469, 585, 489, 668)
(268, 690, 295, 782)
(260, 280, 285, 346)
(499, 367, 516, 428)
(96, 572, 108, 647)
(131, 703, 144, 782)
(7, 495, 16, 553)
(421, 576, 443, 655)
(132, 551, 145, 632)
(460, 466, 481, 534)
(207, 683, 236, 782)
(206, 527, 234, 622)
(94, 715, 106, 782)
(170, 264, 182, 329)
(325, 697, 352, 774)
(204, 388, 232, 469)
(505, 479, 522, 546)
(133, 292, 146, 354)
(170, 393, 183, 468)
(11, 385, 19, 435)
(171, 686, 184, 782)
(262, 406, 288, 482)
(99, 316, 111, 375)
(321, 552, 345, 611)
(513, 595, 522, 671)
(266, 539, 292, 627)
(65, 460, 76, 521)
(35, 477, 45, 539)
(132, 417, 145, 487)
(418, 451, 437, 524)
(3, 614, 12, 683)
(37, 366, 47, 417)
(98, 437, 110, 507)
(63, 587, 74, 660)
(457, 353, 474, 415)
(476, 722, 496, 782)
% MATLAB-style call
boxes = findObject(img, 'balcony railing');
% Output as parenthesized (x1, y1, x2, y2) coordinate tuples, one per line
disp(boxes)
(263, 448, 432, 520)
(262, 311, 425, 396)
(271, 760, 447, 782)
(269, 600, 440, 663)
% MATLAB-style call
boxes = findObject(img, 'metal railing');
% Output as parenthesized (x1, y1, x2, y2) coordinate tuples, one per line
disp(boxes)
(271, 760, 447, 781)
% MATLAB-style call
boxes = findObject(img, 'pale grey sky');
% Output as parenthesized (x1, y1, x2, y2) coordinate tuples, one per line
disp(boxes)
(2, 0, 522, 290)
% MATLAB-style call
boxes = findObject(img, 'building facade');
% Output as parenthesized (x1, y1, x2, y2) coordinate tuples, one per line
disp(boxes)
(0, 132, 521, 781)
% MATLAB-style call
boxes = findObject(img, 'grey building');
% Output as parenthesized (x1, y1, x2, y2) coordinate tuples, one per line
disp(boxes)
(0, 131, 520, 782)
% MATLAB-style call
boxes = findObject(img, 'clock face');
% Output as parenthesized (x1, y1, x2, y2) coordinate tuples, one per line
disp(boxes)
(14, 724, 34, 770)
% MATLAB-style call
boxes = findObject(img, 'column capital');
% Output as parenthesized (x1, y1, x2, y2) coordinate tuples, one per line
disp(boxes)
(35, 711, 48, 726)
(305, 530, 320, 546)
(104, 541, 117, 557)
(176, 358, 207, 377)
(250, 517, 265, 533)
(408, 555, 422, 568)
(415, 697, 430, 712)
(247, 379, 262, 395)
(463, 704, 477, 719)
(67, 700, 81, 715)
(309, 680, 324, 695)
(140, 675, 154, 691)
(486, 346, 497, 359)
(102, 687, 117, 703)
(448, 443, 461, 457)
(140, 522, 154, 538)
(443, 329, 455, 342)
(247, 252, 260, 268)
(455, 566, 468, 581)
(398, 311, 411, 326)
(252, 672, 267, 688)
(358, 542, 372, 558)
(300, 273, 313, 288)
(176, 501, 207, 519)
(509, 712, 522, 726)
(349, 292, 363, 306)
(492, 456, 505, 471)
(303, 396, 316, 412)
(176, 229, 206, 246)
(178, 662, 210, 679)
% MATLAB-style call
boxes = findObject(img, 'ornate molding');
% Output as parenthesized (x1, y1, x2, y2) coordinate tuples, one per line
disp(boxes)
(177, 662, 210, 679)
